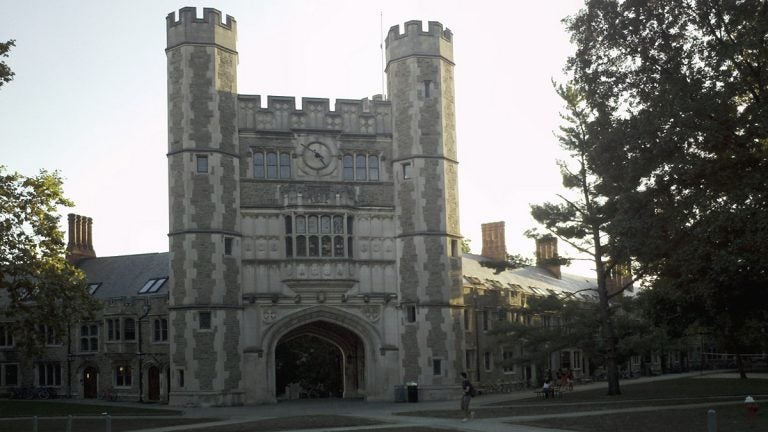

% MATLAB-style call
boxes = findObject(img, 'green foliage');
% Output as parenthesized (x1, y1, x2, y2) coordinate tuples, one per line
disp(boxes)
(566, 0, 768, 373)
(461, 238, 471, 254)
(0, 39, 15, 89)
(275, 335, 343, 397)
(480, 253, 532, 274)
(0, 166, 98, 357)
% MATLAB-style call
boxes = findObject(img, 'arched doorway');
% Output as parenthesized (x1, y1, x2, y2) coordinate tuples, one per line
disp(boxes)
(274, 321, 365, 400)
(147, 366, 161, 401)
(83, 366, 98, 399)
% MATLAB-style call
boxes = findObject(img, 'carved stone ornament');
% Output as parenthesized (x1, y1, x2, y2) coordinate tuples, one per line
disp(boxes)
(363, 306, 380, 322)
(263, 309, 277, 323)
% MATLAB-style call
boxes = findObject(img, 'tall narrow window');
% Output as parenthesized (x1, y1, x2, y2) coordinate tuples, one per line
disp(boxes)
(253, 152, 265, 178)
(321, 236, 332, 257)
(355, 155, 367, 180)
(199, 312, 212, 330)
(423, 80, 431, 98)
(115, 365, 132, 387)
(80, 324, 98, 352)
(224, 237, 233, 255)
(463, 308, 471, 330)
(406, 305, 417, 323)
(432, 358, 442, 376)
(0, 324, 12, 347)
(266, 152, 278, 179)
(123, 318, 136, 341)
(153, 318, 168, 342)
(178, 369, 185, 388)
(368, 156, 379, 180)
(107, 319, 121, 341)
(484, 352, 492, 371)
(343, 155, 354, 180)
(196, 155, 208, 173)
(279, 152, 291, 178)
(403, 162, 412, 179)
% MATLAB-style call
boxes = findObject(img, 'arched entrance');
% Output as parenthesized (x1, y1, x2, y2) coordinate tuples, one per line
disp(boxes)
(83, 366, 98, 399)
(274, 320, 365, 400)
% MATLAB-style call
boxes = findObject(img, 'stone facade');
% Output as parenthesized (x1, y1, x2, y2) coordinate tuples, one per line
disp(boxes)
(164, 8, 464, 406)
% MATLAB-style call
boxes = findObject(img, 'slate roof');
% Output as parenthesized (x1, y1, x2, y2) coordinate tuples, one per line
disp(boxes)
(461, 253, 598, 300)
(72, 252, 596, 301)
(77, 253, 169, 300)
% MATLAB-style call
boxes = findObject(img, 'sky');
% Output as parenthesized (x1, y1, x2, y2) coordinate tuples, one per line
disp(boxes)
(0, 0, 592, 275)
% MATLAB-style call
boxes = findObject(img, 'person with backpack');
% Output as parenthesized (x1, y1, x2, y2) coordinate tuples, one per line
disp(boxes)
(460, 372, 475, 422)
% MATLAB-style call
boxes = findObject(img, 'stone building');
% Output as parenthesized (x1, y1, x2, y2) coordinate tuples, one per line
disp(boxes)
(0, 8, 611, 406)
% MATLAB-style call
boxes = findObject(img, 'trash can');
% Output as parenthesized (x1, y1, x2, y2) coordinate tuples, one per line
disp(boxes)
(394, 385, 407, 402)
(406, 382, 418, 403)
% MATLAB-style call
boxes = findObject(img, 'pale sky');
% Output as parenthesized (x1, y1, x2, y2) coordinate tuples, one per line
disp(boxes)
(0, 0, 592, 275)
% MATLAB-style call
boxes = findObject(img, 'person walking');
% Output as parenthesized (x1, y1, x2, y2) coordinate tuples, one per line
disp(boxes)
(460, 372, 475, 422)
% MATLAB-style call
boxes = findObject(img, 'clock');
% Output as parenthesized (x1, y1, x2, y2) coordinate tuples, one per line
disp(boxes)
(301, 142, 332, 170)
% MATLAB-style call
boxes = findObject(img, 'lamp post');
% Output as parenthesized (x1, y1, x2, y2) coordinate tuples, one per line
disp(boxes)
(137, 302, 151, 402)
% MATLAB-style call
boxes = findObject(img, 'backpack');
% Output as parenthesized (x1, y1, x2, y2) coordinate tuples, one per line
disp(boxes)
(468, 383, 477, 397)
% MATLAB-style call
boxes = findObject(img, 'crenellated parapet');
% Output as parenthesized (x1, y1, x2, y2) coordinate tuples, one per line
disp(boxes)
(238, 95, 391, 135)
(385, 20, 453, 66)
(166, 7, 236, 51)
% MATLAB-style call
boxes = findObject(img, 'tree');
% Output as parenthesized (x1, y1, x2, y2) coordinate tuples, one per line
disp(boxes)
(461, 238, 472, 254)
(0, 166, 98, 357)
(0, 39, 15, 89)
(528, 82, 638, 395)
(565, 0, 768, 378)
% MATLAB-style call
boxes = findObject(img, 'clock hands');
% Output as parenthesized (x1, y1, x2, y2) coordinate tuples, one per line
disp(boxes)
(300, 142, 325, 162)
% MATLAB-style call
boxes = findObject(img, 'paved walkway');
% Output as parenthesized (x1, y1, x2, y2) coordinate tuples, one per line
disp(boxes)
(39, 370, 756, 432)
(126, 371, 745, 432)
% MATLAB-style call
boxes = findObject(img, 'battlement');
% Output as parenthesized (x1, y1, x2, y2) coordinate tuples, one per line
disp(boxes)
(166, 7, 237, 51)
(238, 95, 391, 135)
(386, 20, 453, 44)
(385, 20, 453, 66)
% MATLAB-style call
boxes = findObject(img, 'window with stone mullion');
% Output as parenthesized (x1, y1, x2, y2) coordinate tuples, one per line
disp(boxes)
(286, 213, 351, 258)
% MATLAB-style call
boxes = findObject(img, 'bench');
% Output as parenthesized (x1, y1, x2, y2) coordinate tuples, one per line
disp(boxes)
(534, 386, 563, 399)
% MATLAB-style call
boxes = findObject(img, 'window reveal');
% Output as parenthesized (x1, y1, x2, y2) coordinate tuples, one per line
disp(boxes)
(285, 214, 352, 258)
(342, 154, 379, 181)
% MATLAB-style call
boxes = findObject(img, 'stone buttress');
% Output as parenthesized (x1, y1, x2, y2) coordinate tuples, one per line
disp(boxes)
(166, 7, 243, 406)
(386, 21, 464, 398)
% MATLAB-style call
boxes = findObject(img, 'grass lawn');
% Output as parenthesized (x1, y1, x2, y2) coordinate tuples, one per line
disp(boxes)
(0, 400, 207, 432)
(0, 399, 181, 417)
(400, 378, 768, 432)
(0, 417, 217, 432)
(156, 415, 384, 432)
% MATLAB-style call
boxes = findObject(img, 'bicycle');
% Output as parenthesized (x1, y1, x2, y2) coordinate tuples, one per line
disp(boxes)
(100, 388, 118, 401)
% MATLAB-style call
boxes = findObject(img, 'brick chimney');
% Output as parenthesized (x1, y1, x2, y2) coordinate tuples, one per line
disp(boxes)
(481, 221, 507, 261)
(535, 237, 561, 279)
(66, 214, 96, 264)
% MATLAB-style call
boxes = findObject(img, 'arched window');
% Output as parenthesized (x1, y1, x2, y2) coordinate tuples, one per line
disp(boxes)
(284, 214, 353, 259)
(343, 155, 354, 180)
(368, 155, 379, 180)
(279, 152, 291, 178)
(266, 152, 278, 179)
(355, 155, 367, 180)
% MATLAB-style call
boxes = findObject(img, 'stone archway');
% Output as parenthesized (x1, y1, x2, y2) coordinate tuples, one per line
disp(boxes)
(275, 321, 364, 399)
(259, 306, 385, 402)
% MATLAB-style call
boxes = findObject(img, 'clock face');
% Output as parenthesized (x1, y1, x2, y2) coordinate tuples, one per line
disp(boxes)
(301, 142, 332, 170)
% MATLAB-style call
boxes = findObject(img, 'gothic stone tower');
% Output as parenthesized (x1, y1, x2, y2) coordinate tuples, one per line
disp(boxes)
(386, 22, 464, 397)
(166, 8, 243, 406)
(164, 7, 464, 405)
